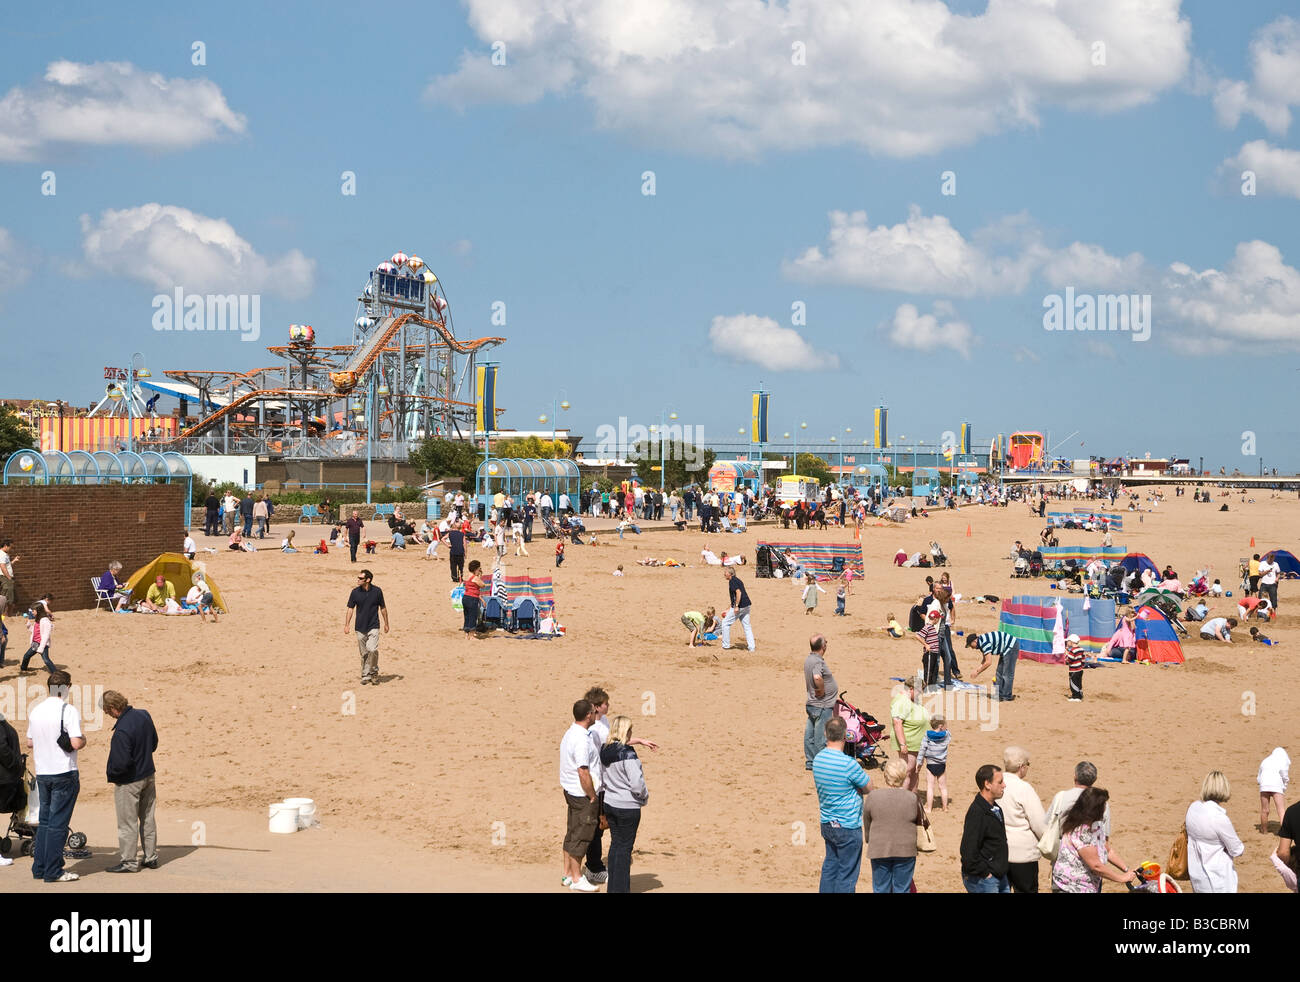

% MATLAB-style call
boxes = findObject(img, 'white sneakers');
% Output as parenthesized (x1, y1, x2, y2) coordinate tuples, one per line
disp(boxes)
(562, 875, 599, 892)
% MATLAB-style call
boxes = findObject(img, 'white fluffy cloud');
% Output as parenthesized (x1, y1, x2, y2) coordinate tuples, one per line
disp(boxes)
(0, 61, 246, 161)
(708, 313, 840, 371)
(1039, 241, 1147, 289)
(0, 228, 30, 294)
(1222, 140, 1300, 199)
(785, 207, 1045, 296)
(1162, 240, 1300, 350)
(1212, 17, 1300, 134)
(883, 302, 975, 357)
(426, 0, 1190, 158)
(787, 207, 1148, 296)
(79, 204, 315, 298)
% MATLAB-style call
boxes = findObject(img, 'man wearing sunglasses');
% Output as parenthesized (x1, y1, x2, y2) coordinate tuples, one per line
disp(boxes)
(344, 570, 389, 685)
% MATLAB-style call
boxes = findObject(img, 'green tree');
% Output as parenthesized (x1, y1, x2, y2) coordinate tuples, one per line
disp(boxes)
(794, 452, 831, 485)
(630, 440, 715, 490)
(409, 438, 481, 487)
(0, 404, 36, 460)
(492, 435, 570, 458)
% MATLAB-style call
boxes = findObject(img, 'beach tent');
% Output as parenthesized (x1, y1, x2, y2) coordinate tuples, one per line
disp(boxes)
(1119, 553, 1158, 578)
(999, 596, 1066, 664)
(1133, 605, 1184, 663)
(756, 541, 863, 579)
(1263, 549, 1300, 578)
(124, 553, 228, 611)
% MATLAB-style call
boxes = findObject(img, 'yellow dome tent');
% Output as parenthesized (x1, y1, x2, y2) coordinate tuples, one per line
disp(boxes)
(124, 553, 228, 612)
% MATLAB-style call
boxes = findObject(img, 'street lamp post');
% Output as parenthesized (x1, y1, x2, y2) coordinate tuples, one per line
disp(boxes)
(125, 351, 146, 453)
(538, 394, 571, 456)
(793, 421, 807, 475)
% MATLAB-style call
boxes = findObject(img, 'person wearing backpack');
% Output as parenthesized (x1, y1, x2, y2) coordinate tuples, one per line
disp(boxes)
(25, 670, 85, 882)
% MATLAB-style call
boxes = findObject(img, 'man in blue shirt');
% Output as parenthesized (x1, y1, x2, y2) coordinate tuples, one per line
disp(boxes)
(812, 716, 869, 893)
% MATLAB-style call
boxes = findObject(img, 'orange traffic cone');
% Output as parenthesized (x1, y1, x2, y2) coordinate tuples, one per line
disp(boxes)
(965, 524, 972, 537)
(1250, 536, 1255, 547)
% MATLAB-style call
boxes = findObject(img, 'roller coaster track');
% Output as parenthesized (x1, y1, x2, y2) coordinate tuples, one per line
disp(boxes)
(174, 315, 505, 439)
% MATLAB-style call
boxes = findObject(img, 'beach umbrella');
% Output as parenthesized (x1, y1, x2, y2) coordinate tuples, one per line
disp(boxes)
(1133, 586, 1183, 613)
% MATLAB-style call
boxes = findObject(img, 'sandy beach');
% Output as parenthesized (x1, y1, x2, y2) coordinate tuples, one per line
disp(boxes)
(3, 486, 1296, 892)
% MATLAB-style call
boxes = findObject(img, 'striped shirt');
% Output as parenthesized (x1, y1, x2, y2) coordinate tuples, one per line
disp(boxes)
(975, 631, 1018, 657)
(916, 623, 940, 652)
(812, 747, 869, 827)
(1064, 647, 1085, 671)
(918, 728, 951, 764)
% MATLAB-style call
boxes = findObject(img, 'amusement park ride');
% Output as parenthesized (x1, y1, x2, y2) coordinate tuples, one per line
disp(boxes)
(95, 253, 505, 458)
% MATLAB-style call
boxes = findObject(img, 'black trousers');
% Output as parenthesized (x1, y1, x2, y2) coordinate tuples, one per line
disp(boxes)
(204, 509, 219, 536)
(585, 792, 606, 873)
(1007, 861, 1039, 893)
(523, 517, 533, 542)
(349, 537, 359, 562)
(1069, 670, 1083, 699)
(450, 553, 465, 582)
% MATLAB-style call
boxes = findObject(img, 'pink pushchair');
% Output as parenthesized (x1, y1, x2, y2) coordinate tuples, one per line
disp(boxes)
(834, 691, 888, 768)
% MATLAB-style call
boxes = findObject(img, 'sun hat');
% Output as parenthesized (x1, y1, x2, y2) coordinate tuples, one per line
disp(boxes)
(1066, 633, 1080, 643)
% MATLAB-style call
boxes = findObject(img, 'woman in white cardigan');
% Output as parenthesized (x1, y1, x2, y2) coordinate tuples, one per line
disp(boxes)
(1258, 747, 1290, 833)
(1186, 771, 1245, 893)
(1001, 746, 1048, 893)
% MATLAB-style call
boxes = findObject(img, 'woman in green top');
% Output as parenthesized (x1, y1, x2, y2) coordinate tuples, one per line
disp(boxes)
(890, 674, 930, 792)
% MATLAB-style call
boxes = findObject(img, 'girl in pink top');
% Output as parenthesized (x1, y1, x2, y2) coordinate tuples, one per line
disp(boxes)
(1103, 611, 1138, 662)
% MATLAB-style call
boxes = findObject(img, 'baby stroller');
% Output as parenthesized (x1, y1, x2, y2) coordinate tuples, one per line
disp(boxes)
(835, 692, 887, 768)
(1012, 555, 1031, 578)
(1028, 551, 1044, 578)
(1, 758, 88, 858)
(929, 541, 948, 567)
(541, 513, 562, 540)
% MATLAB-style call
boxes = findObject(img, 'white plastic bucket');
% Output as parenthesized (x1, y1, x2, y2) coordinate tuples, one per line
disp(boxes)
(268, 802, 298, 834)
(283, 797, 317, 829)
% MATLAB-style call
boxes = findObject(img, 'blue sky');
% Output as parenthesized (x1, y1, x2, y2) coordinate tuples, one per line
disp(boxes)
(1, 0, 1298, 471)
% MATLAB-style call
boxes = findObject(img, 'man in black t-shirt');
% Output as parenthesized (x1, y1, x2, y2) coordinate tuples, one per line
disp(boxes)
(447, 525, 466, 582)
(344, 510, 364, 563)
(344, 570, 388, 685)
(721, 568, 755, 651)
(204, 492, 220, 537)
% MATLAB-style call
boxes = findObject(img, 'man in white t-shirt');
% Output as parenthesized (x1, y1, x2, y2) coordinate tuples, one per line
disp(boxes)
(559, 699, 600, 891)
(183, 531, 197, 559)
(26, 670, 86, 882)
(1259, 556, 1281, 612)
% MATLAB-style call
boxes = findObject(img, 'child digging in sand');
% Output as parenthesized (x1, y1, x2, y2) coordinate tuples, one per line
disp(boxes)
(882, 613, 904, 638)
(918, 715, 951, 813)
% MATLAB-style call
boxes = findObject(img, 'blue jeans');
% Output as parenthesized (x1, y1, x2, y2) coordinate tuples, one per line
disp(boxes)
(819, 823, 863, 893)
(994, 641, 1020, 700)
(34, 770, 79, 881)
(871, 856, 916, 893)
(604, 804, 641, 894)
(963, 873, 1011, 893)
(242, 514, 253, 536)
(804, 704, 834, 769)
(462, 596, 480, 633)
(939, 626, 959, 683)
(722, 606, 754, 651)
(21, 644, 55, 674)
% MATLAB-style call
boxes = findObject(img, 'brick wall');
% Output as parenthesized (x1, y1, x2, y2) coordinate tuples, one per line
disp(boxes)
(0, 484, 186, 612)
